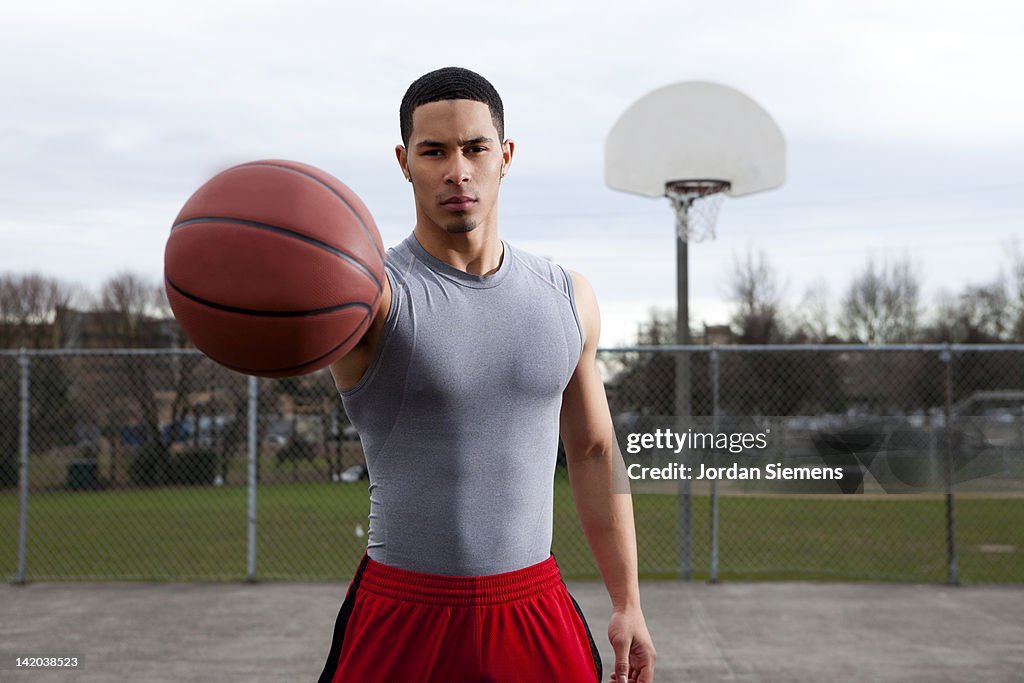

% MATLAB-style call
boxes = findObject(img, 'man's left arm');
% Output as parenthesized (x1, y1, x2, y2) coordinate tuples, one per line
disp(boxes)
(560, 270, 656, 683)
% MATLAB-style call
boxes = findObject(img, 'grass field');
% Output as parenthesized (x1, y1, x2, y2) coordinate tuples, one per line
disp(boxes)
(2, 469, 1021, 583)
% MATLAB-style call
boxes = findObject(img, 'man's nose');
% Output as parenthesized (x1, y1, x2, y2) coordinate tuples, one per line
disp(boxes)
(444, 155, 471, 185)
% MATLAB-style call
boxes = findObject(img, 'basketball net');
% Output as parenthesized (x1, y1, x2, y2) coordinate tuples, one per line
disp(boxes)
(665, 180, 730, 243)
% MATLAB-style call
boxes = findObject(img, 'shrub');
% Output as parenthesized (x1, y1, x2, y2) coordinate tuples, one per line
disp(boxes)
(168, 448, 218, 485)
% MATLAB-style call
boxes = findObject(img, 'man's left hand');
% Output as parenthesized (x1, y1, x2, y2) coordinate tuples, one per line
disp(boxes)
(607, 606, 656, 683)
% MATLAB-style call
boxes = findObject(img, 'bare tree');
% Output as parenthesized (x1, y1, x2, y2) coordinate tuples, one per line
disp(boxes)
(728, 248, 785, 343)
(0, 273, 82, 487)
(92, 271, 165, 347)
(635, 306, 677, 345)
(86, 272, 182, 485)
(839, 256, 921, 343)
(0, 272, 78, 348)
(788, 279, 833, 343)
(949, 280, 1011, 343)
(1009, 240, 1024, 341)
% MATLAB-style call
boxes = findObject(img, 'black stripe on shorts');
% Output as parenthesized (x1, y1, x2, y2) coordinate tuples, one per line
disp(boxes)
(566, 587, 604, 682)
(317, 552, 371, 683)
(553, 553, 603, 682)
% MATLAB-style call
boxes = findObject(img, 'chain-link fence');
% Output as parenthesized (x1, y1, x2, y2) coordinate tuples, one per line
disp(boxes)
(3, 346, 1022, 584)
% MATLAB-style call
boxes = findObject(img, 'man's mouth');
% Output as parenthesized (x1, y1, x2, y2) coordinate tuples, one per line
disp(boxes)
(441, 196, 476, 211)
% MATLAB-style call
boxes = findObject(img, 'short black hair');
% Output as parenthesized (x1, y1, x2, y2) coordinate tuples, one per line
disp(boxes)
(399, 67, 504, 147)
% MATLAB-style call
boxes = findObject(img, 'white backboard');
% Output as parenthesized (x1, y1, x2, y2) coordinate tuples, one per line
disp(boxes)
(606, 81, 786, 198)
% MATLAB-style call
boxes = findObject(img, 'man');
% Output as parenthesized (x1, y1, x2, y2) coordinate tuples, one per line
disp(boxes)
(318, 66, 655, 683)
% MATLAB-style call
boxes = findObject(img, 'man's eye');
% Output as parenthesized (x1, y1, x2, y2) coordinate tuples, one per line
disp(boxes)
(467, 146, 486, 153)
(422, 150, 443, 156)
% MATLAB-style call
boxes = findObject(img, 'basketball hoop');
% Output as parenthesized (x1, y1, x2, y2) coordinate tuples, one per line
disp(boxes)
(605, 82, 786, 582)
(605, 81, 786, 243)
(665, 179, 730, 242)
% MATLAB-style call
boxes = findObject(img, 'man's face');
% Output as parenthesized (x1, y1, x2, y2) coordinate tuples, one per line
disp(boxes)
(397, 99, 513, 235)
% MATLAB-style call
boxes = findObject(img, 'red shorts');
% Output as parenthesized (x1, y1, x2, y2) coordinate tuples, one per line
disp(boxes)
(318, 551, 603, 683)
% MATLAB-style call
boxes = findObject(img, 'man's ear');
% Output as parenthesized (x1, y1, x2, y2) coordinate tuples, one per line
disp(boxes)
(395, 144, 411, 181)
(501, 138, 515, 178)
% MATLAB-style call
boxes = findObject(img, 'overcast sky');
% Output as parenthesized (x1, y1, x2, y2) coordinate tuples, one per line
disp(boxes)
(2, 0, 1021, 345)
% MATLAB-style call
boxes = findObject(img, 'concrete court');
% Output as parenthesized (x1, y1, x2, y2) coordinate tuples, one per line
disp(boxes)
(2, 579, 1023, 683)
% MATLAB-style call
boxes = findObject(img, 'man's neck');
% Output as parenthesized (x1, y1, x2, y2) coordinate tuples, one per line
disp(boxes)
(412, 223, 504, 276)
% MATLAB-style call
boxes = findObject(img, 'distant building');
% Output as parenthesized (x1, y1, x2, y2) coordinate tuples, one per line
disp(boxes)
(699, 324, 735, 346)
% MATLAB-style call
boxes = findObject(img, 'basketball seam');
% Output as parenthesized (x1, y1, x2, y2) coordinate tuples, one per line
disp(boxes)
(236, 161, 386, 263)
(203, 305, 374, 375)
(170, 216, 382, 291)
(165, 275, 372, 318)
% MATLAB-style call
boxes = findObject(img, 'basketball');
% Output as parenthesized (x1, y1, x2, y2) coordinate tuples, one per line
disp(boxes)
(164, 159, 385, 377)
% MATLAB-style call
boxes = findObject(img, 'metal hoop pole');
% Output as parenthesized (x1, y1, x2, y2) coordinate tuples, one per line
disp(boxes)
(673, 199, 693, 581)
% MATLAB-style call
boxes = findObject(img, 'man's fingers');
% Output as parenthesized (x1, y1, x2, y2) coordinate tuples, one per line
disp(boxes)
(611, 634, 630, 683)
(635, 644, 657, 683)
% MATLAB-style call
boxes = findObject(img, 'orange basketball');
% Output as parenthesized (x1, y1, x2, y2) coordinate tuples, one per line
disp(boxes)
(164, 160, 385, 377)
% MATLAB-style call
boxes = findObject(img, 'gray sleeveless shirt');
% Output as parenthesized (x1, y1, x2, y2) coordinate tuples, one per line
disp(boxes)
(339, 231, 584, 576)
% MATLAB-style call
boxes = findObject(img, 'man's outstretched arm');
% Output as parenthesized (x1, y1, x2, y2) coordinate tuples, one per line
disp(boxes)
(560, 270, 656, 683)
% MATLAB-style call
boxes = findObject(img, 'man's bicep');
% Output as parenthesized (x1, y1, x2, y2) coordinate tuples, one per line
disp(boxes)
(560, 351, 613, 453)
(560, 271, 613, 454)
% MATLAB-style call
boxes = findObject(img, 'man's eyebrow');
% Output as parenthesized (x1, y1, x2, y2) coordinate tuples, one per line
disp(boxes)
(415, 136, 494, 149)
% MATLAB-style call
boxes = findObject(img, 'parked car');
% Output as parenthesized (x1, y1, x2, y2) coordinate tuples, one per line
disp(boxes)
(813, 392, 1022, 492)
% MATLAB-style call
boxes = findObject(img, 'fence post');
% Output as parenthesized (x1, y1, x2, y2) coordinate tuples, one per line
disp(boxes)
(15, 349, 30, 585)
(676, 350, 693, 581)
(709, 346, 720, 584)
(940, 345, 959, 586)
(246, 374, 258, 582)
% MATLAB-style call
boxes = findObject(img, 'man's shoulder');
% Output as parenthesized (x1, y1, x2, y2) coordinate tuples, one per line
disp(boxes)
(381, 236, 416, 284)
(506, 240, 573, 291)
